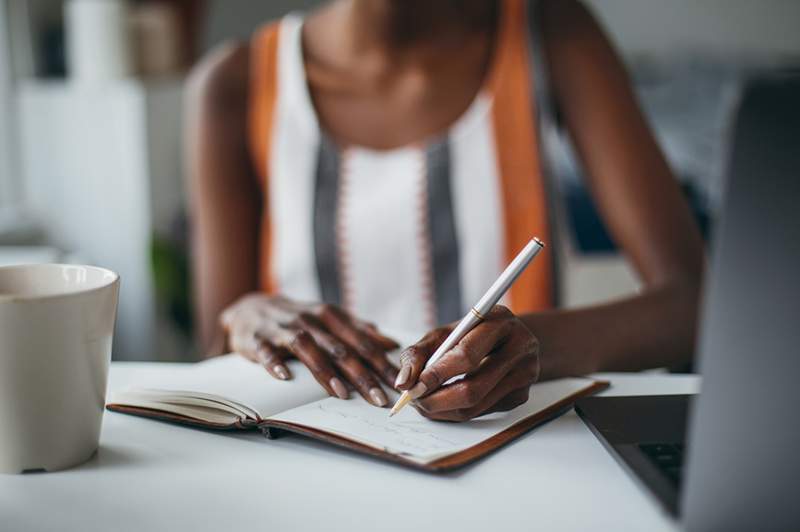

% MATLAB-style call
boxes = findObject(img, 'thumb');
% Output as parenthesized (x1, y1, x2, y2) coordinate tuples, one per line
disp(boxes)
(394, 327, 450, 390)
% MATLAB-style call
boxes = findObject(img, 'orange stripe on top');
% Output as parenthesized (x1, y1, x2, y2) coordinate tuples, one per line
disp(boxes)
(490, 0, 554, 313)
(249, 22, 281, 293)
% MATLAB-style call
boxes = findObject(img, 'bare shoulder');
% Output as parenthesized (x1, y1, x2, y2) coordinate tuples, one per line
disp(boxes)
(540, 0, 603, 43)
(187, 40, 251, 112)
(538, 0, 624, 89)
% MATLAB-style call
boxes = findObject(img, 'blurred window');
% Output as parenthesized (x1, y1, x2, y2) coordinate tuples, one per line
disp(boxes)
(0, 0, 16, 209)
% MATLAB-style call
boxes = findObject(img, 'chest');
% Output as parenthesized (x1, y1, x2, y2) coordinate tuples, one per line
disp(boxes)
(304, 49, 492, 151)
(257, 13, 554, 323)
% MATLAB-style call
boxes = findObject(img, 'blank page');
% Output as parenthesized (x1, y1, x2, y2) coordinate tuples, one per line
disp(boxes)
(110, 355, 330, 419)
(269, 378, 597, 464)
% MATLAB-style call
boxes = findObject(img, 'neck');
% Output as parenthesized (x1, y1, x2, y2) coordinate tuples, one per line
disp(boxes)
(345, 0, 498, 57)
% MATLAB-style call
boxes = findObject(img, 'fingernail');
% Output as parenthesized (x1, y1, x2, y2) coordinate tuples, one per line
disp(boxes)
(330, 377, 349, 399)
(394, 365, 411, 388)
(408, 382, 427, 399)
(369, 387, 388, 407)
(274, 364, 290, 380)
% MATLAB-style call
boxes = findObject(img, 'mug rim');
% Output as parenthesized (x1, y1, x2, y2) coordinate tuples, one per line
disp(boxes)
(0, 263, 120, 302)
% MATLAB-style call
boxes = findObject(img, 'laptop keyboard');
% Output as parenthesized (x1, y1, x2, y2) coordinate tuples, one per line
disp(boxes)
(638, 443, 685, 486)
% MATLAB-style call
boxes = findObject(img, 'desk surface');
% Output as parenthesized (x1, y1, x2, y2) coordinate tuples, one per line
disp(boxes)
(1, 363, 699, 532)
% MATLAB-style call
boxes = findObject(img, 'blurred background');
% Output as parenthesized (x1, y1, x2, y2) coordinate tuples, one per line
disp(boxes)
(0, 0, 798, 361)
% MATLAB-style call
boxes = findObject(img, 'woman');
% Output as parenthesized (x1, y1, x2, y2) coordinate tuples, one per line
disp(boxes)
(186, 0, 703, 420)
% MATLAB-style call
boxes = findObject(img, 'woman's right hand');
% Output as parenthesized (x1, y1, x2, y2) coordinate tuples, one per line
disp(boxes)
(220, 294, 400, 407)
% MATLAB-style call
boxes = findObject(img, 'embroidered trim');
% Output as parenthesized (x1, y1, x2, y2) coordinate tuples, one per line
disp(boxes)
(414, 148, 438, 329)
(336, 149, 356, 312)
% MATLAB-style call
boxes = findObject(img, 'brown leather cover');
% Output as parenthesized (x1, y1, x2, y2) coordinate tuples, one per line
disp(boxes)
(259, 380, 609, 471)
(107, 380, 608, 471)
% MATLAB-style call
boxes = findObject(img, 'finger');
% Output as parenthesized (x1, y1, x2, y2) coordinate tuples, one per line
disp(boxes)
(219, 307, 237, 333)
(288, 330, 349, 400)
(347, 313, 400, 350)
(360, 325, 400, 351)
(417, 386, 531, 422)
(229, 331, 260, 362)
(484, 387, 531, 414)
(395, 327, 451, 390)
(415, 342, 528, 413)
(297, 313, 388, 407)
(316, 305, 399, 387)
(408, 311, 515, 399)
(254, 338, 292, 381)
(416, 363, 535, 421)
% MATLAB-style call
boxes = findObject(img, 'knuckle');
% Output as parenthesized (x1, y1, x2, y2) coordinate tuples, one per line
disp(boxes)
(399, 350, 414, 366)
(329, 343, 350, 360)
(523, 333, 540, 357)
(259, 350, 278, 364)
(425, 365, 445, 387)
(508, 327, 538, 356)
(441, 350, 477, 376)
(354, 375, 373, 390)
(356, 340, 379, 358)
(513, 358, 537, 384)
(527, 359, 540, 382)
(235, 293, 268, 308)
(400, 347, 423, 366)
(459, 382, 483, 407)
(382, 366, 398, 381)
(448, 346, 477, 369)
(253, 328, 270, 342)
(520, 334, 539, 355)
(314, 303, 333, 317)
(360, 336, 379, 353)
(291, 330, 313, 348)
(491, 305, 513, 318)
(233, 335, 257, 355)
(369, 356, 390, 373)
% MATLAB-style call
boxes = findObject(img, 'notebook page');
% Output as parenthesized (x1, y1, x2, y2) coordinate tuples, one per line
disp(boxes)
(268, 377, 596, 464)
(111, 355, 330, 419)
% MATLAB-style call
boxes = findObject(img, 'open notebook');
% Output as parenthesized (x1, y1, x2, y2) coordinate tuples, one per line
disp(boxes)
(107, 355, 608, 471)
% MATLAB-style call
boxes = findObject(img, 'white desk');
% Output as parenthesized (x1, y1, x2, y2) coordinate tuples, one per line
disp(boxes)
(1, 364, 699, 532)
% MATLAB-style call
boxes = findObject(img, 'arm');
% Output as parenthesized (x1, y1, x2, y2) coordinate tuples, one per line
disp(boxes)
(395, 0, 704, 420)
(185, 42, 262, 356)
(527, 0, 704, 378)
(185, 41, 400, 403)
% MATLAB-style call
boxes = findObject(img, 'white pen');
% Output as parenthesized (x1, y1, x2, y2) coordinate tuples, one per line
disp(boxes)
(389, 237, 546, 416)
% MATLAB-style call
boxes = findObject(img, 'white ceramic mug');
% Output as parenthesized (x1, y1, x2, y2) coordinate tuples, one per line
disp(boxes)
(0, 264, 119, 474)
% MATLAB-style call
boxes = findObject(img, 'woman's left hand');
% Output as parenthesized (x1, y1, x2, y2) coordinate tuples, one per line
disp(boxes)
(394, 306, 540, 421)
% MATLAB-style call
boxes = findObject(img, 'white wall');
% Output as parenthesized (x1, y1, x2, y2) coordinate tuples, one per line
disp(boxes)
(0, 0, 17, 206)
(201, 0, 320, 52)
(587, 0, 800, 57)
(17, 80, 185, 360)
(199, 0, 800, 59)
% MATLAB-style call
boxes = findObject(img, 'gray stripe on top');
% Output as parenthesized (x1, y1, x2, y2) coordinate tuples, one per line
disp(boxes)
(426, 139, 463, 325)
(313, 135, 343, 306)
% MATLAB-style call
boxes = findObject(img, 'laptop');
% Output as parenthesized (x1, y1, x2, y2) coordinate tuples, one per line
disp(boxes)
(575, 74, 800, 530)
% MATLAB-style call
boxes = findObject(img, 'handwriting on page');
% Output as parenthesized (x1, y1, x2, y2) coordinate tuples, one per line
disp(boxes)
(270, 378, 594, 460)
(314, 402, 460, 454)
